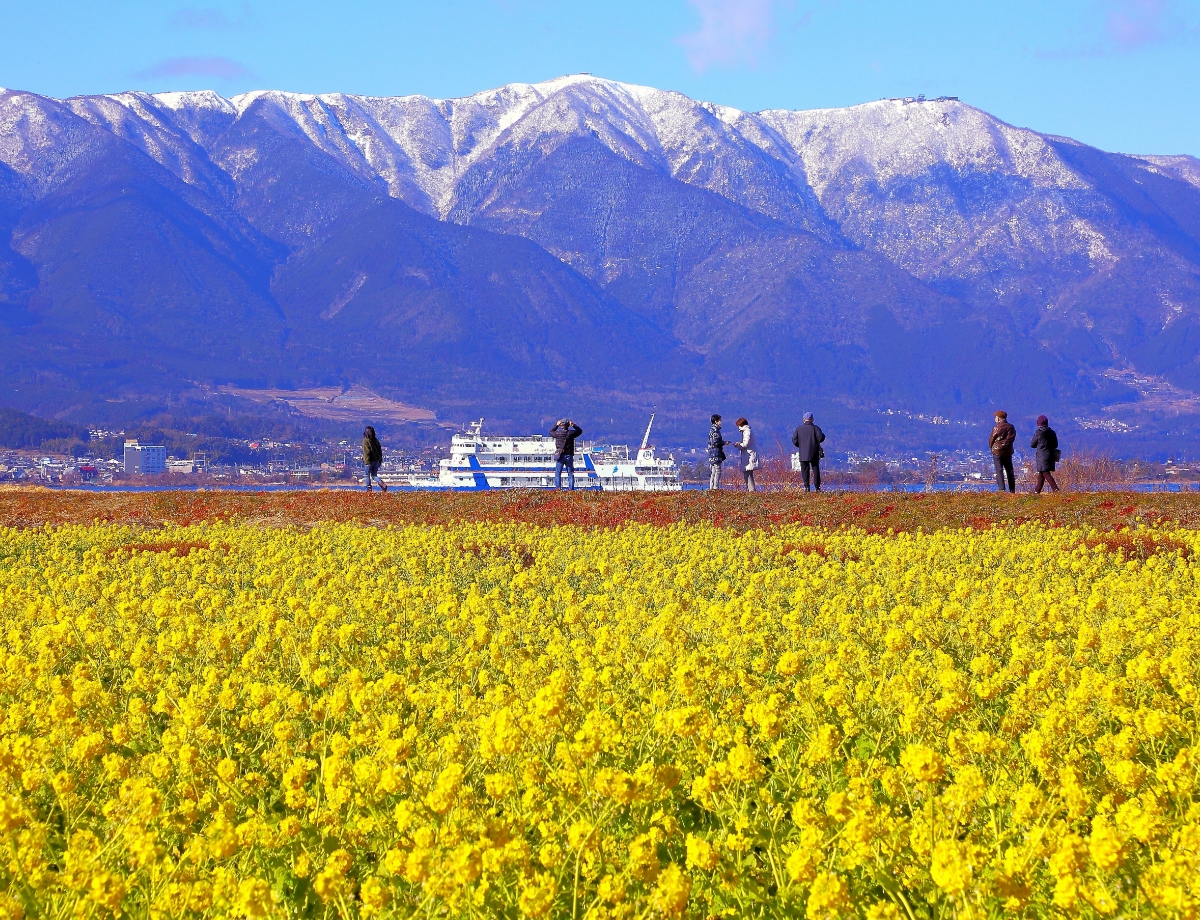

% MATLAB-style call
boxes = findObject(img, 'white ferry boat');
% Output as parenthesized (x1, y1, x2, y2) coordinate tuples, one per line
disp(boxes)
(584, 416, 681, 491)
(406, 419, 600, 490)
(406, 417, 680, 491)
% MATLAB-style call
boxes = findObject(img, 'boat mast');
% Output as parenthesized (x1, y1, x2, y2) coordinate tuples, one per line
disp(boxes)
(640, 414, 655, 451)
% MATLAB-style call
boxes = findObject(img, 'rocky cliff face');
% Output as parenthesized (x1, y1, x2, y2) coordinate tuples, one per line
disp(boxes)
(2, 75, 1198, 447)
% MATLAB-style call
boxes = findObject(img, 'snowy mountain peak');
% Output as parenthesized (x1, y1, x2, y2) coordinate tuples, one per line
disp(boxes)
(154, 90, 237, 115)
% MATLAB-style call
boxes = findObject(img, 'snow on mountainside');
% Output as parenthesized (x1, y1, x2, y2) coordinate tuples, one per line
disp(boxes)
(65, 76, 1182, 291)
(1137, 154, 1200, 190)
(65, 92, 235, 201)
(1, 76, 1144, 256)
(2, 74, 1200, 444)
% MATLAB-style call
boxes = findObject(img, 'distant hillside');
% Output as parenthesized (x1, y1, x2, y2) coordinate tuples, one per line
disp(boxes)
(2, 76, 1199, 451)
(0, 408, 87, 449)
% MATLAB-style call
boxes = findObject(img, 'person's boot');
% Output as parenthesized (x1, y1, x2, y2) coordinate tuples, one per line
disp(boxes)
(380, 480, 388, 493)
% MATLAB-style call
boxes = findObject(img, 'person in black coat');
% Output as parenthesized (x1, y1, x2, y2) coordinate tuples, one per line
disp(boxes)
(1030, 415, 1060, 494)
(989, 410, 1017, 493)
(362, 426, 387, 492)
(707, 414, 729, 490)
(791, 413, 826, 492)
(550, 418, 583, 490)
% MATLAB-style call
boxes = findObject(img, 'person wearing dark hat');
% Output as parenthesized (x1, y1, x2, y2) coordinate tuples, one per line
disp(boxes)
(1030, 415, 1061, 493)
(988, 410, 1017, 492)
(550, 418, 583, 490)
(707, 414, 730, 490)
(362, 426, 387, 492)
(791, 412, 826, 492)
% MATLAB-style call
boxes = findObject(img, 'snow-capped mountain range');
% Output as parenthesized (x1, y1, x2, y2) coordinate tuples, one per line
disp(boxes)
(2, 74, 1199, 446)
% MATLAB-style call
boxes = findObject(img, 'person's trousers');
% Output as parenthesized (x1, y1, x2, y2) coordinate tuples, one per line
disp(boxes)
(800, 460, 820, 492)
(994, 455, 1015, 492)
(554, 456, 575, 490)
(709, 463, 722, 489)
(743, 469, 756, 492)
(1035, 472, 1059, 493)
(365, 462, 382, 490)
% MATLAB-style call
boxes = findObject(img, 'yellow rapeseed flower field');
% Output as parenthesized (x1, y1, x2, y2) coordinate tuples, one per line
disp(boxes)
(0, 518, 1197, 919)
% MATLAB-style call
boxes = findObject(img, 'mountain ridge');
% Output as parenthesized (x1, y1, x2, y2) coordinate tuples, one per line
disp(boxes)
(1, 75, 1199, 450)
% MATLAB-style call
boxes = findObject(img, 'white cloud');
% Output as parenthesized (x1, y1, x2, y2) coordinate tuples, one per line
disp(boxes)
(677, 0, 779, 73)
(1106, 0, 1170, 48)
(1039, 0, 1199, 58)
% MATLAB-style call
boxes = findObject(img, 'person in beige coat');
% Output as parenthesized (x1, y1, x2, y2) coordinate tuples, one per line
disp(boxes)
(732, 417, 759, 492)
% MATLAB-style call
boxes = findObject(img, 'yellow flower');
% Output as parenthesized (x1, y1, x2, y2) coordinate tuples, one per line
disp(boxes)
(650, 864, 691, 917)
(787, 847, 818, 883)
(930, 839, 972, 897)
(900, 744, 945, 783)
(88, 872, 126, 913)
(425, 762, 464, 814)
(806, 724, 841, 763)
(685, 834, 719, 871)
(597, 874, 626, 904)
(360, 878, 390, 915)
(806, 871, 850, 920)
(518, 872, 557, 918)
(1088, 816, 1125, 871)
(726, 743, 764, 782)
(232, 878, 276, 918)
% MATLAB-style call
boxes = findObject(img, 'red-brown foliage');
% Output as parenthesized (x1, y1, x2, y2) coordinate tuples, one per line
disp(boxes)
(3, 486, 1198, 533)
(1083, 532, 1192, 560)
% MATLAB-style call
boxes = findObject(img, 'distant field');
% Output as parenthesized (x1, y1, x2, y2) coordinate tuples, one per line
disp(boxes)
(1, 486, 1198, 532)
(217, 384, 438, 423)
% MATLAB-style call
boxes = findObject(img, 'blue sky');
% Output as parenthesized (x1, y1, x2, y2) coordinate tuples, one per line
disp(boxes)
(3, 0, 1198, 155)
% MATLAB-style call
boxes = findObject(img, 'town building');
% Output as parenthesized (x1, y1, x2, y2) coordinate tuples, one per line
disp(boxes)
(123, 440, 167, 475)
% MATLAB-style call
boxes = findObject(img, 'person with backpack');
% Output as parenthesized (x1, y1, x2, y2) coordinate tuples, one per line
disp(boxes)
(707, 414, 729, 490)
(362, 426, 387, 492)
(732, 417, 759, 492)
(550, 418, 583, 490)
(989, 410, 1017, 493)
(1030, 415, 1061, 493)
(791, 412, 826, 492)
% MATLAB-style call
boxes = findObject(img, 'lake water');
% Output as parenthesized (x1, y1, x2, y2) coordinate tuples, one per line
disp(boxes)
(29, 481, 1200, 494)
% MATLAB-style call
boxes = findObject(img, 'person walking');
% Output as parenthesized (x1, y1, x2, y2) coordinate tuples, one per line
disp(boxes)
(732, 417, 759, 492)
(707, 414, 729, 490)
(791, 412, 826, 492)
(1030, 415, 1061, 494)
(989, 410, 1017, 493)
(550, 418, 583, 490)
(362, 425, 387, 492)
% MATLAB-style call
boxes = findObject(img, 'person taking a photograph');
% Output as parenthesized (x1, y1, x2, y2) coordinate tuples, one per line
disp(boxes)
(550, 418, 583, 490)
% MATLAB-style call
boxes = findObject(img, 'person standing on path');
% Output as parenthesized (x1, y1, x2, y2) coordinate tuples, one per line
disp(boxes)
(362, 426, 387, 493)
(989, 411, 1017, 493)
(550, 418, 583, 490)
(791, 412, 826, 492)
(732, 417, 759, 492)
(1030, 415, 1061, 494)
(707, 414, 729, 490)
